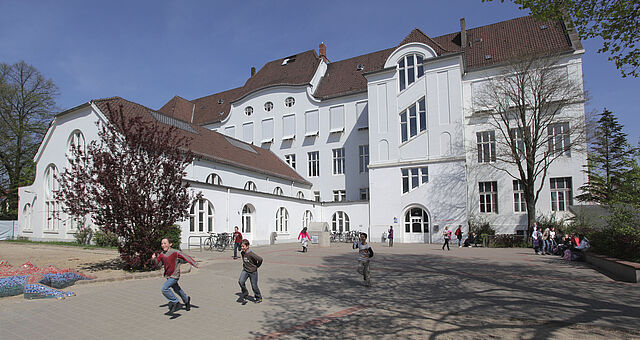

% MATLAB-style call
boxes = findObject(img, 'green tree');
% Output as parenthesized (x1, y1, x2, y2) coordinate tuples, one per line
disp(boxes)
(485, 0, 640, 77)
(577, 109, 635, 203)
(0, 61, 58, 219)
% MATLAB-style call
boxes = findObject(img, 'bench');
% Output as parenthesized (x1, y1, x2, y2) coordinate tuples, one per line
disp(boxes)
(584, 252, 640, 283)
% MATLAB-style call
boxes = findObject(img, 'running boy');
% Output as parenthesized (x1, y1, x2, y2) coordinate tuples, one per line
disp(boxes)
(152, 238, 198, 314)
(353, 232, 373, 286)
(238, 239, 263, 304)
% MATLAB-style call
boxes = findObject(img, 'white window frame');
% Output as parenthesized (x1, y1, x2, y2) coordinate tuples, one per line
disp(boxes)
(329, 105, 345, 134)
(261, 118, 274, 144)
(400, 97, 426, 143)
(314, 191, 321, 202)
(275, 207, 289, 233)
(355, 101, 369, 130)
(548, 122, 571, 156)
(304, 109, 319, 137)
(302, 210, 313, 229)
(359, 145, 369, 173)
(264, 101, 273, 112)
(332, 148, 345, 175)
(308, 151, 319, 177)
(477, 131, 496, 163)
(273, 186, 284, 196)
(333, 190, 346, 202)
(401, 167, 428, 193)
(245, 106, 253, 116)
(550, 177, 573, 211)
(206, 173, 222, 185)
(44, 164, 60, 231)
(296, 191, 305, 199)
(479, 181, 498, 214)
(332, 211, 350, 232)
(190, 199, 214, 233)
(285, 97, 295, 107)
(285, 154, 296, 169)
(513, 180, 527, 213)
(398, 53, 425, 91)
(244, 181, 257, 191)
(282, 114, 296, 140)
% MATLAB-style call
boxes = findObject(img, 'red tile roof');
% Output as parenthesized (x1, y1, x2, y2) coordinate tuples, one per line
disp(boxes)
(92, 97, 310, 186)
(157, 95, 194, 123)
(159, 15, 576, 119)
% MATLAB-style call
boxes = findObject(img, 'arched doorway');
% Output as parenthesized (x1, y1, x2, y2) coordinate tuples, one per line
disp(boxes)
(242, 204, 255, 241)
(404, 206, 430, 243)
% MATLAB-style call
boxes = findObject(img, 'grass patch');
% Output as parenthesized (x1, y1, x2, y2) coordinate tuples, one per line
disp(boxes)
(2, 239, 117, 250)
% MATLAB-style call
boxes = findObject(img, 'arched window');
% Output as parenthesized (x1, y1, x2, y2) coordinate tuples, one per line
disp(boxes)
(190, 199, 214, 233)
(273, 186, 283, 196)
(206, 173, 222, 186)
(245, 106, 253, 116)
(44, 164, 60, 231)
(22, 204, 32, 231)
(302, 210, 313, 229)
(66, 130, 85, 167)
(264, 101, 273, 112)
(244, 181, 257, 191)
(275, 207, 288, 232)
(398, 54, 425, 91)
(296, 191, 305, 199)
(405, 207, 429, 233)
(242, 204, 254, 233)
(332, 211, 350, 232)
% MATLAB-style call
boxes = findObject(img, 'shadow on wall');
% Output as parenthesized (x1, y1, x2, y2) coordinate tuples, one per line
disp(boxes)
(250, 252, 640, 338)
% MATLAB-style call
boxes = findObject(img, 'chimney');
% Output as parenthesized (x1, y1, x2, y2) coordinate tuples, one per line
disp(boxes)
(251, 67, 256, 77)
(319, 42, 328, 63)
(460, 18, 467, 48)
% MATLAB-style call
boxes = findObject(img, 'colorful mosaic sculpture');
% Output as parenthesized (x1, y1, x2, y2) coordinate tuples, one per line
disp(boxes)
(0, 260, 95, 299)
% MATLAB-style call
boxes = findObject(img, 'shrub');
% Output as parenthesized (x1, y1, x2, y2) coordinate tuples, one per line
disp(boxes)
(93, 228, 119, 247)
(468, 215, 495, 236)
(490, 234, 527, 248)
(73, 217, 93, 245)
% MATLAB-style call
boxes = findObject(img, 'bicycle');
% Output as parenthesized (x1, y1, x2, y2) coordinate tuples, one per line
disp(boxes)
(203, 232, 216, 251)
(214, 232, 232, 252)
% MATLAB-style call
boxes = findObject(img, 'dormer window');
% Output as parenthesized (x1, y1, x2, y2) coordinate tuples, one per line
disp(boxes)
(398, 54, 424, 91)
(282, 55, 297, 65)
(285, 97, 295, 107)
(245, 106, 253, 116)
(264, 101, 273, 112)
(218, 99, 224, 104)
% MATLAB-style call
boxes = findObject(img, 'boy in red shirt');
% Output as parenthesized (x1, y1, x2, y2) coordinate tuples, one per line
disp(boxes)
(232, 226, 243, 259)
(152, 238, 198, 314)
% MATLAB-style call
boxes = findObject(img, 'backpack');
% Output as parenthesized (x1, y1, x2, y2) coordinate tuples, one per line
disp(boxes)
(368, 247, 374, 258)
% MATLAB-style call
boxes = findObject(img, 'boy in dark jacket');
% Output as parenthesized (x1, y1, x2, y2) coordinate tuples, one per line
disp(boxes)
(238, 239, 263, 304)
(152, 238, 198, 314)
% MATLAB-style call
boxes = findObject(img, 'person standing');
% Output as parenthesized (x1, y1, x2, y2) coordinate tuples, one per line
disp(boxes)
(542, 226, 551, 255)
(298, 227, 311, 253)
(387, 226, 394, 247)
(353, 233, 373, 286)
(532, 222, 540, 255)
(442, 226, 451, 251)
(455, 225, 463, 248)
(232, 226, 243, 259)
(238, 239, 263, 304)
(152, 238, 198, 315)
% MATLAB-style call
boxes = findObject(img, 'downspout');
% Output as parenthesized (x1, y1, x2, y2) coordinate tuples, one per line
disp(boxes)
(226, 188, 230, 233)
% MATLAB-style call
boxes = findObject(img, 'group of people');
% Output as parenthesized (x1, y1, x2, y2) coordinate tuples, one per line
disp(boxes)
(531, 222, 590, 261)
(442, 225, 478, 250)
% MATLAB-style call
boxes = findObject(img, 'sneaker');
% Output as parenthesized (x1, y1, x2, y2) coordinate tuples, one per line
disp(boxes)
(167, 302, 180, 314)
(185, 296, 191, 311)
(254, 297, 263, 303)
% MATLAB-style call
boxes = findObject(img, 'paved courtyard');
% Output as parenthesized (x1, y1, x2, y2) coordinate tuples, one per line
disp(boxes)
(1, 242, 639, 339)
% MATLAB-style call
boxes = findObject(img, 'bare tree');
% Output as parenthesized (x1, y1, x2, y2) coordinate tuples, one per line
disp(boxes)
(473, 55, 587, 236)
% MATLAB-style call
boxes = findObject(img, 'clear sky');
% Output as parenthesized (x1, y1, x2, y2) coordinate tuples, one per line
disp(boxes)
(1, 0, 638, 144)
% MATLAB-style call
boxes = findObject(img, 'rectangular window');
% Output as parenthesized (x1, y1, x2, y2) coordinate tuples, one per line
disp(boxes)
(285, 154, 296, 169)
(282, 114, 295, 140)
(548, 122, 571, 156)
(510, 128, 525, 158)
(402, 166, 429, 193)
(314, 191, 321, 202)
(332, 148, 345, 175)
(261, 119, 274, 143)
(479, 181, 498, 213)
(360, 188, 369, 200)
(477, 131, 496, 163)
(550, 177, 573, 211)
(308, 151, 319, 177)
(304, 110, 319, 136)
(513, 180, 526, 213)
(400, 97, 427, 142)
(359, 145, 369, 173)
(333, 190, 346, 202)
(356, 101, 369, 129)
(329, 105, 345, 133)
(242, 122, 253, 143)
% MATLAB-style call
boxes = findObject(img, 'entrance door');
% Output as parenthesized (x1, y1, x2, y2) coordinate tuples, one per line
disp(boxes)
(242, 204, 254, 242)
(404, 207, 430, 243)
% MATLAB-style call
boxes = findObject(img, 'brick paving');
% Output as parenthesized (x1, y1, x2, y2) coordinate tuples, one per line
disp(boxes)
(1, 242, 639, 339)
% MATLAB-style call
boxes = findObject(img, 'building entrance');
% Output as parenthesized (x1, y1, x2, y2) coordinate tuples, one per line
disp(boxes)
(404, 207, 430, 243)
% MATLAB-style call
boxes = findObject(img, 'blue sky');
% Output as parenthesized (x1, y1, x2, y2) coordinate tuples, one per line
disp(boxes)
(1, 0, 638, 143)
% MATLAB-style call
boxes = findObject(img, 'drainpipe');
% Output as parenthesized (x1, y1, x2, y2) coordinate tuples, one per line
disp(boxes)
(226, 188, 230, 233)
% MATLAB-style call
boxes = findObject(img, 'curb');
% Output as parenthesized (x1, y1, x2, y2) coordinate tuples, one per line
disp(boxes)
(76, 271, 163, 285)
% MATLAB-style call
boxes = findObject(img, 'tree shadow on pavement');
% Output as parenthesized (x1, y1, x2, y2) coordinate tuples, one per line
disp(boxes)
(251, 252, 640, 339)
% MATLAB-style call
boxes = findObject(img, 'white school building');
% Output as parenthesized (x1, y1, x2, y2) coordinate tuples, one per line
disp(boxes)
(17, 16, 587, 248)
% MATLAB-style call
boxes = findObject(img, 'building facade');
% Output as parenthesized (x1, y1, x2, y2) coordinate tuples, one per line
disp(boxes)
(18, 16, 587, 247)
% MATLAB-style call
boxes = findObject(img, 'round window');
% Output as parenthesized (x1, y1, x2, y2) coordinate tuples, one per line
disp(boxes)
(245, 106, 253, 116)
(264, 102, 273, 112)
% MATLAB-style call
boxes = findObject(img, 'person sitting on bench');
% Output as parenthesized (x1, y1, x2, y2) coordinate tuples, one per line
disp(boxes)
(463, 232, 477, 247)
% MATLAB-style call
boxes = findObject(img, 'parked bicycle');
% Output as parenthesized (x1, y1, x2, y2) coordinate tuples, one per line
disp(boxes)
(203, 232, 232, 252)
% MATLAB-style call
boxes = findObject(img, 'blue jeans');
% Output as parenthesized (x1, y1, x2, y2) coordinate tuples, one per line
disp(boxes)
(161, 277, 188, 304)
(238, 269, 261, 299)
(543, 240, 551, 254)
(234, 243, 241, 258)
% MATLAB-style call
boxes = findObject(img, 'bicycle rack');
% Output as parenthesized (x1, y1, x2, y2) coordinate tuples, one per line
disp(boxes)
(188, 235, 209, 252)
